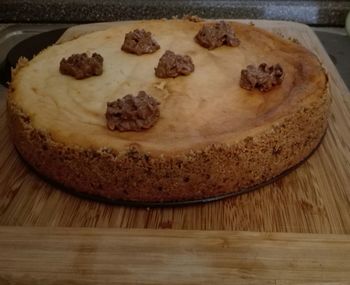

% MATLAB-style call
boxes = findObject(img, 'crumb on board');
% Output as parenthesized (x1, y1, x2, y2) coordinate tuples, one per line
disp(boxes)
(182, 14, 203, 22)
(276, 32, 285, 38)
(288, 36, 300, 44)
(275, 32, 301, 44)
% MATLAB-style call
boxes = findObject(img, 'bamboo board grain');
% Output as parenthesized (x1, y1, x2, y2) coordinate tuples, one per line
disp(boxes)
(0, 20, 350, 233)
(0, 227, 350, 284)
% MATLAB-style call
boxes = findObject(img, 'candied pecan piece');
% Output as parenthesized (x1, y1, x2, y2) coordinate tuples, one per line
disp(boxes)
(59, 53, 103, 80)
(121, 29, 160, 55)
(195, 21, 240, 50)
(240, 63, 284, 92)
(155, 50, 194, 78)
(106, 91, 160, 132)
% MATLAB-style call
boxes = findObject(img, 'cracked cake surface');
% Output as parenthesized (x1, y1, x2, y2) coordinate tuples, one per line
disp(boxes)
(7, 19, 329, 202)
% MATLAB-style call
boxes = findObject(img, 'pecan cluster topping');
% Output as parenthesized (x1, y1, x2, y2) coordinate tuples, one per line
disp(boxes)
(121, 29, 160, 55)
(155, 50, 195, 78)
(59, 53, 103, 80)
(240, 63, 284, 92)
(195, 21, 240, 50)
(106, 91, 160, 132)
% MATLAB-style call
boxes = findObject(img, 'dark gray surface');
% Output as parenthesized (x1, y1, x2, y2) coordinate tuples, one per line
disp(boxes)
(317, 31, 350, 89)
(1, 0, 350, 26)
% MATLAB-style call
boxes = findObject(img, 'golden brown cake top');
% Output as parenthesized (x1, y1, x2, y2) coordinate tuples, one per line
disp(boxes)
(10, 19, 327, 155)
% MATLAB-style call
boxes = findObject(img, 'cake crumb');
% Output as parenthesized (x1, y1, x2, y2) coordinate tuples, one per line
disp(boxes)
(12, 57, 29, 77)
(276, 32, 285, 38)
(183, 14, 203, 22)
(288, 36, 300, 44)
(154, 81, 167, 90)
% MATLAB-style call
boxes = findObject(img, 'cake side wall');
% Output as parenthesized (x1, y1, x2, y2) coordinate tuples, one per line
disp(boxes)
(6, 87, 330, 202)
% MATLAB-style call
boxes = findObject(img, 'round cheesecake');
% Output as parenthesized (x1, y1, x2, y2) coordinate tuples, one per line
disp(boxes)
(7, 19, 330, 203)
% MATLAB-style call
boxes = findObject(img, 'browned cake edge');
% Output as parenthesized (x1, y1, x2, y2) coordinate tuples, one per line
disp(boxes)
(7, 74, 330, 202)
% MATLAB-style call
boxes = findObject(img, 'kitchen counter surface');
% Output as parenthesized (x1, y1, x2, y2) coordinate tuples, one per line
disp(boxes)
(1, 0, 350, 26)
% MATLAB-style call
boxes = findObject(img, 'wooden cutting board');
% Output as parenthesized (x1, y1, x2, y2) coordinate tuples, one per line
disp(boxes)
(0, 227, 349, 284)
(0, 20, 349, 234)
